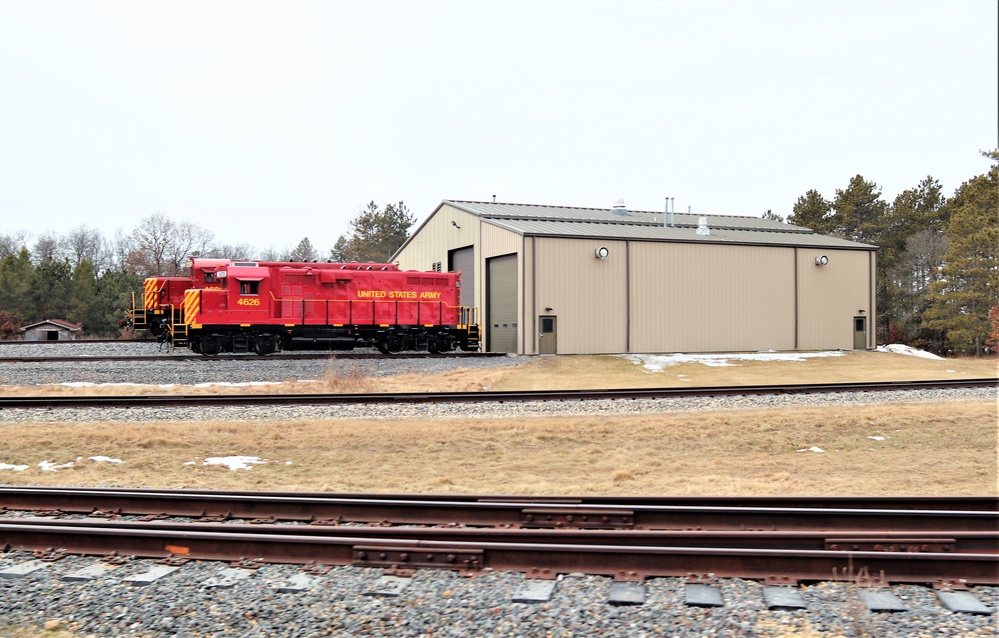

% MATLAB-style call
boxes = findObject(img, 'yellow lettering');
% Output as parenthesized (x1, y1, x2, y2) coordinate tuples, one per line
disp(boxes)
(419, 291, 442, 299)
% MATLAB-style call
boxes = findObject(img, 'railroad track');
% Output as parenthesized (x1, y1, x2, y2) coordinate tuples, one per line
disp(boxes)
(1, 378, 995, 410)
(0, 351, 503, 364)
(2, 489, 996, 586)
(16, 486, 997, 512)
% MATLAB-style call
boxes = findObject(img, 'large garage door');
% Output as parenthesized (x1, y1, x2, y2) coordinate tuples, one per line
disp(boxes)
(449, 246, 474, 308)
(487, 254, 517, 354)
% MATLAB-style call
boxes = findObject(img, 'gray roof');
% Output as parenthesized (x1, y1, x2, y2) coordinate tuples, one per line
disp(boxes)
(444, 200, 876, 250)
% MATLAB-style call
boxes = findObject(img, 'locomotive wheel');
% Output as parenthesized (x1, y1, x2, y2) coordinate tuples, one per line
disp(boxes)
(253, 335, 278, 356)
(433, 334, 454, 353)
(378, 335, 403, 355)
(199, 336, 223, 357)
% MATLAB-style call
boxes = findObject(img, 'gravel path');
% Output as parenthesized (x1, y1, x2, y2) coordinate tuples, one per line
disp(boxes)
(1, 342, 996, 636)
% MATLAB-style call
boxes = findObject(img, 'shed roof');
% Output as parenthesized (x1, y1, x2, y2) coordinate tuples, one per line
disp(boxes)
(444, 201, 875, 251)
(20, 318, 82, 332)
(481, 218, 875, 250)
(446, 200, 813, 233)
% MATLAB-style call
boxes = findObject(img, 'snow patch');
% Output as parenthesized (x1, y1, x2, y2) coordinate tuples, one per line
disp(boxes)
(38, 460, 75, 472)
(89, 456, 124, 463)
(797, 446, 826, 453)
(622, 351, 845, 372)
(185, 456, 271, 470)
(49, 380, 311, 389)
(875, 344, 944, 360)
(0, 463, 29, 471)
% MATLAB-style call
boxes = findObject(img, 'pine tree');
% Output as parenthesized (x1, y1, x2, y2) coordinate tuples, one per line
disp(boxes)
(922, 151, 999, 355)
(288, 237, 319, 262)
(830, 175, 888, 244)
(330, 201, 416, 263)
(788, 190, 833, 233)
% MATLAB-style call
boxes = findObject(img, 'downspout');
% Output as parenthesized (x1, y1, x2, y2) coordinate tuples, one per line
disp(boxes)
(870, 249, 876, 349)
(531, 236, 537, 355)
(793, 247, 799, 350)
(625, 241, 631, 353)
(521, 234, 527, 355)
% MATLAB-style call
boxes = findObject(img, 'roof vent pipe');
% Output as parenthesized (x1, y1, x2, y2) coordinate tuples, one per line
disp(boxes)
(697, 216, 711, 236)
(611, 198, 628, 216)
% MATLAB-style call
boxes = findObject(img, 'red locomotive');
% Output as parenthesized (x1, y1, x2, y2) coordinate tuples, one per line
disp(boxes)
(127, 259, 480, 355)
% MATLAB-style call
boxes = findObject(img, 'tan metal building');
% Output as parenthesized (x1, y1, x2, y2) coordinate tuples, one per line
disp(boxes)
(392, 201, 877, 355)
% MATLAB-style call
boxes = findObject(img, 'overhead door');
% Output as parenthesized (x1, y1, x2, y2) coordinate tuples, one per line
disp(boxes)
(487, 254, 517, 354)
(449, 246, 474, 308)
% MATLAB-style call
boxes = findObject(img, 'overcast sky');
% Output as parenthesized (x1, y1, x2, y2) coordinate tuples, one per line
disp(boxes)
(1, 0, 996, 255)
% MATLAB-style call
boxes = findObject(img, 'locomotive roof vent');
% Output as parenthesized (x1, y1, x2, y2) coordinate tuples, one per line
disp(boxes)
(611, 198, 628, 216)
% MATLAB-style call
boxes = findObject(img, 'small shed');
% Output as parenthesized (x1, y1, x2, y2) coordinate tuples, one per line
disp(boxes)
(21, 318, 82, 341)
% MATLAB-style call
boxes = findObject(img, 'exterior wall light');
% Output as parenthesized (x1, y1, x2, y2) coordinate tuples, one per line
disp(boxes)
(815, 255, 829, 266)
(595, 246, 609, 259)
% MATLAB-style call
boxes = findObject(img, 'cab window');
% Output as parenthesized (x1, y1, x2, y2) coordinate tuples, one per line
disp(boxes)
(239, 281, 259, 295)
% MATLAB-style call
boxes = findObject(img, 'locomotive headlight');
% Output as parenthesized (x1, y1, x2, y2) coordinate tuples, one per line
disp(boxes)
(595, 246, 609, 260)
(815, 255, 828, 266)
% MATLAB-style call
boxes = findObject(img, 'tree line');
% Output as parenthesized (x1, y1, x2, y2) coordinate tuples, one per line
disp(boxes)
(0, 202, 414, 339)
(1, 164, 996, 355)
(770, 150, 998, 356)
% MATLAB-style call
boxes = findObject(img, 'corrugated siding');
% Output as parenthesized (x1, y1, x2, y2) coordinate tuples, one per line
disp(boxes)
(797, 249, 872, 350)
(629, 242, 796, 353)
(394, 205, 478, 273)
(534, 238, 628, 354)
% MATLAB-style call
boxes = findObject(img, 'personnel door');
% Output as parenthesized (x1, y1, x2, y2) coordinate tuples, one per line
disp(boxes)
(853, 316, 867, 349)
(539, 315, 557, 355)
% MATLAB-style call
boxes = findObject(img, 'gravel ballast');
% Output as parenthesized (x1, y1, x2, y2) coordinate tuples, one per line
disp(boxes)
(1, 341, 996, 636)
(0, 551, 996, 638)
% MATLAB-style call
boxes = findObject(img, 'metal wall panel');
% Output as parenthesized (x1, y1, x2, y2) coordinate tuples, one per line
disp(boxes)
(628, 242, 796, 353)
(394, 204, 478, 274)
(533, 238, 628, 354)
(796, 249, 873, 350)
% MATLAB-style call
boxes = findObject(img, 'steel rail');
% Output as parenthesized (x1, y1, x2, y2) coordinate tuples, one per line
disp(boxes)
(0, 521, 995, 585)
(7, 517, 997, 554)
(3, 488, 996, 532)
(0, 339, 149, 345)
(0, 378, 994, 409)
(0, 351, 502, 364)
(20, 487, 994, 512)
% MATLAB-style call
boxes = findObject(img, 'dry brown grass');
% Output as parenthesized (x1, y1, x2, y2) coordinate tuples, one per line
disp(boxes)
(1, 401, 995, 495)
(2, 350, 995, 398)
(2, 351, 996, 495)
